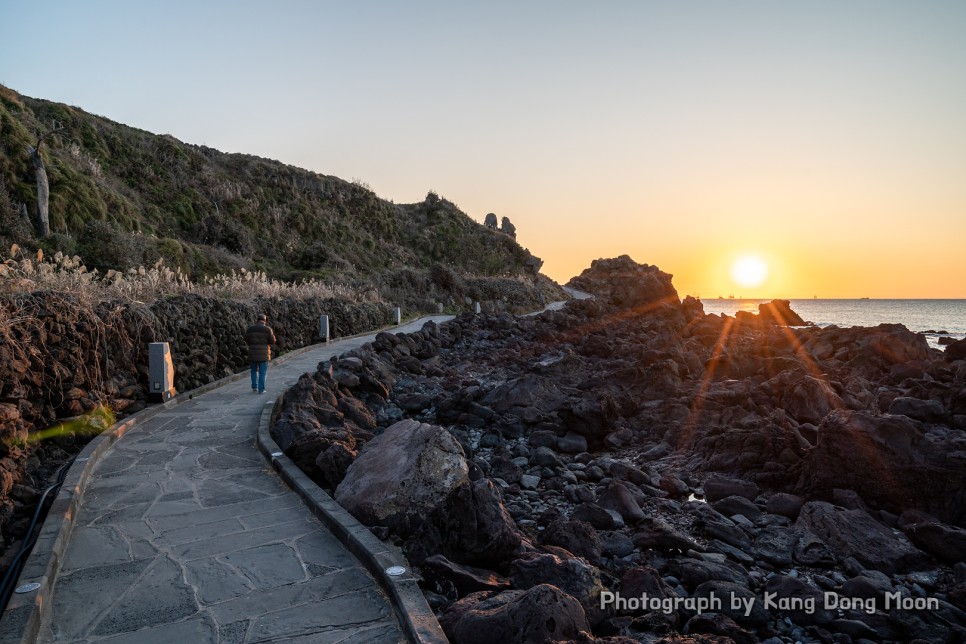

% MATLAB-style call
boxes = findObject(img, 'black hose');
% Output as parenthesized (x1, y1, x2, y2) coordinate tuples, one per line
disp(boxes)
(0, 456, 75, 612)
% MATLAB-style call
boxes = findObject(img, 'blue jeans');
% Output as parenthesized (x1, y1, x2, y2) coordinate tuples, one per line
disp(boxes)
(250, 361, 268, 392)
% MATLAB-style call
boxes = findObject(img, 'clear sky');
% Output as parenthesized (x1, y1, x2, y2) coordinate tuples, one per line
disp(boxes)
(2, 1, 965, 298)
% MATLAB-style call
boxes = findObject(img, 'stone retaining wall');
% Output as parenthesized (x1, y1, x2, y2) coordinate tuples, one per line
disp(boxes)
(0, 291, 393, 542)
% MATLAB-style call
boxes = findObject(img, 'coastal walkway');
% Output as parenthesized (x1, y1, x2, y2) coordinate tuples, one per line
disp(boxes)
(2, 315, 452, 643)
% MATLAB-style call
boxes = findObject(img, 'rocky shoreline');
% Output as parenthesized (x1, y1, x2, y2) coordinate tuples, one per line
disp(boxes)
(272, 256, 966, 643)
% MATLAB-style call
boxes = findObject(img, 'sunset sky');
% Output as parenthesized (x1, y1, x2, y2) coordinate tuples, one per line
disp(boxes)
(2, 1, 964, 298)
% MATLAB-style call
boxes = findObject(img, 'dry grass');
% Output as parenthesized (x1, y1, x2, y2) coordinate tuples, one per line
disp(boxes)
(1, 244, 380, 304)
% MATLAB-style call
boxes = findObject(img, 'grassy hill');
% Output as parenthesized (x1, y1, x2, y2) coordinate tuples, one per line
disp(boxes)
(0, 84, 545, 294)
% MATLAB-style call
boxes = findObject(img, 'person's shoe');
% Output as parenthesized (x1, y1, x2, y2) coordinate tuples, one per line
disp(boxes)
(252, 389, 258, 393)
(258, 390, 265, 394)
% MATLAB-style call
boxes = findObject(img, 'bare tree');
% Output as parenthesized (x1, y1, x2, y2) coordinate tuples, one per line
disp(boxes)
(27, 121, 65, 237)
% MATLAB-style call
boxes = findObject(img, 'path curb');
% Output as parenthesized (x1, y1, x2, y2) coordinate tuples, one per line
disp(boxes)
(256, 400, 448, 644)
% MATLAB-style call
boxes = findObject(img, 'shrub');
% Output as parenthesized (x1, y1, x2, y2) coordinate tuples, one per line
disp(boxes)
(76, 220, 143, 271)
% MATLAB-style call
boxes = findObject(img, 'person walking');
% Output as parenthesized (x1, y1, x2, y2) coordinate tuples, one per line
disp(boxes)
(245, 313, 276, 394)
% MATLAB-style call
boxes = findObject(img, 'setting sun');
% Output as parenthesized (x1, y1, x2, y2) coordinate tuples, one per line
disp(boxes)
(731, 255, 769, 289)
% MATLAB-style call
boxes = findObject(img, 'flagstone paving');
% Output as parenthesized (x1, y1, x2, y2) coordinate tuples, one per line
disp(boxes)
(36, 316, 452, 643)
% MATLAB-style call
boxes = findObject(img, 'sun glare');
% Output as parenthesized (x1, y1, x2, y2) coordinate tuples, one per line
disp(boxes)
(731, 255, 768, 289)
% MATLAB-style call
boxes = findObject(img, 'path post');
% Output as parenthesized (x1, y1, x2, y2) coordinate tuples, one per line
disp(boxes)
(148, 342, 176, 402)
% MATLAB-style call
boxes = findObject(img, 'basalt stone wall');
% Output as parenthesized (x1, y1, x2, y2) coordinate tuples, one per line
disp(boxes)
(0, 290, 393, 543)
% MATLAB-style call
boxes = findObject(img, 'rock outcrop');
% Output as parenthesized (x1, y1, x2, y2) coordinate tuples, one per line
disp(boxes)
(273, 255, 966, 642)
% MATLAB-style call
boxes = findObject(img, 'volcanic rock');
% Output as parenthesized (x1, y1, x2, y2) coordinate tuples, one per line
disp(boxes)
(421, 554, 512, 596)
(335, 419, 468, 531)
(703, 476, 759, 503)
(800, 410, 966, 526)
(565, 255, 680, 309)
(509, 551, 604, 619)
(441, 584, 589, 644)
(902, 522, 966, 564)
(795, 501, 930, 574)
(541, 519, 603, 564)
(946, 337, 966, 362)
(757, 299, 807, 326)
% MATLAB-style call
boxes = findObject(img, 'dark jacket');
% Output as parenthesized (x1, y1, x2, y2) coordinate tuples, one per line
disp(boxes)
(245, 321, 276, 362)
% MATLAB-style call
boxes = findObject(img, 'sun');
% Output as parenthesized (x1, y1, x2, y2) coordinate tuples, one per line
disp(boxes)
(731, 255, 769, 289)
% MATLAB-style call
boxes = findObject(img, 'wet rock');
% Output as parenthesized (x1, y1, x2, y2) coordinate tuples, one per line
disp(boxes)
(441, 584, 589, 644)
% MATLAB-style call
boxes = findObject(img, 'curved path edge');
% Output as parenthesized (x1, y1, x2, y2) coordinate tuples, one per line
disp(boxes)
(256, 400, 448, 644)
(0, 319, 446, 643)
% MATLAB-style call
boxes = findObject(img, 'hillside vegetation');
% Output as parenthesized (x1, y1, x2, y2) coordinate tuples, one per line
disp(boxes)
(0, 84, 547, 301)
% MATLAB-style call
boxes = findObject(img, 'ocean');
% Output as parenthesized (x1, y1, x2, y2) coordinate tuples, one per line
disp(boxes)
(698, 299, 966, 350)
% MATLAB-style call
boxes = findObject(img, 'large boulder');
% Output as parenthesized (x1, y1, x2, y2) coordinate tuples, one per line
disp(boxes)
(799, 410, 966, 526)
(335, 419, 469, 531)
(795, 501, 930, 574)
(441, 584, 589, 644)
(566, 255, 679, 309)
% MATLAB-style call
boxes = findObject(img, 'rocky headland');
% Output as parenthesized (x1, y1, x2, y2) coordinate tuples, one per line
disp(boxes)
(272, 255, 966, 643)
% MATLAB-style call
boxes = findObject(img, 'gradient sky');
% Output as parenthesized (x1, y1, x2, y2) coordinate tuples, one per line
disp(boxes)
(2, 1, 964, 297)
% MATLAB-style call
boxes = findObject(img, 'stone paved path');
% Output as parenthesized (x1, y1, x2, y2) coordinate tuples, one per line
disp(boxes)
(38, 316, 452, 643)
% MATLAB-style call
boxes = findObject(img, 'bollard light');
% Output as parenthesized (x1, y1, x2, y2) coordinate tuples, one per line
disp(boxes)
(319, 314, 330, 342)
(148, 342, 177, 402)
